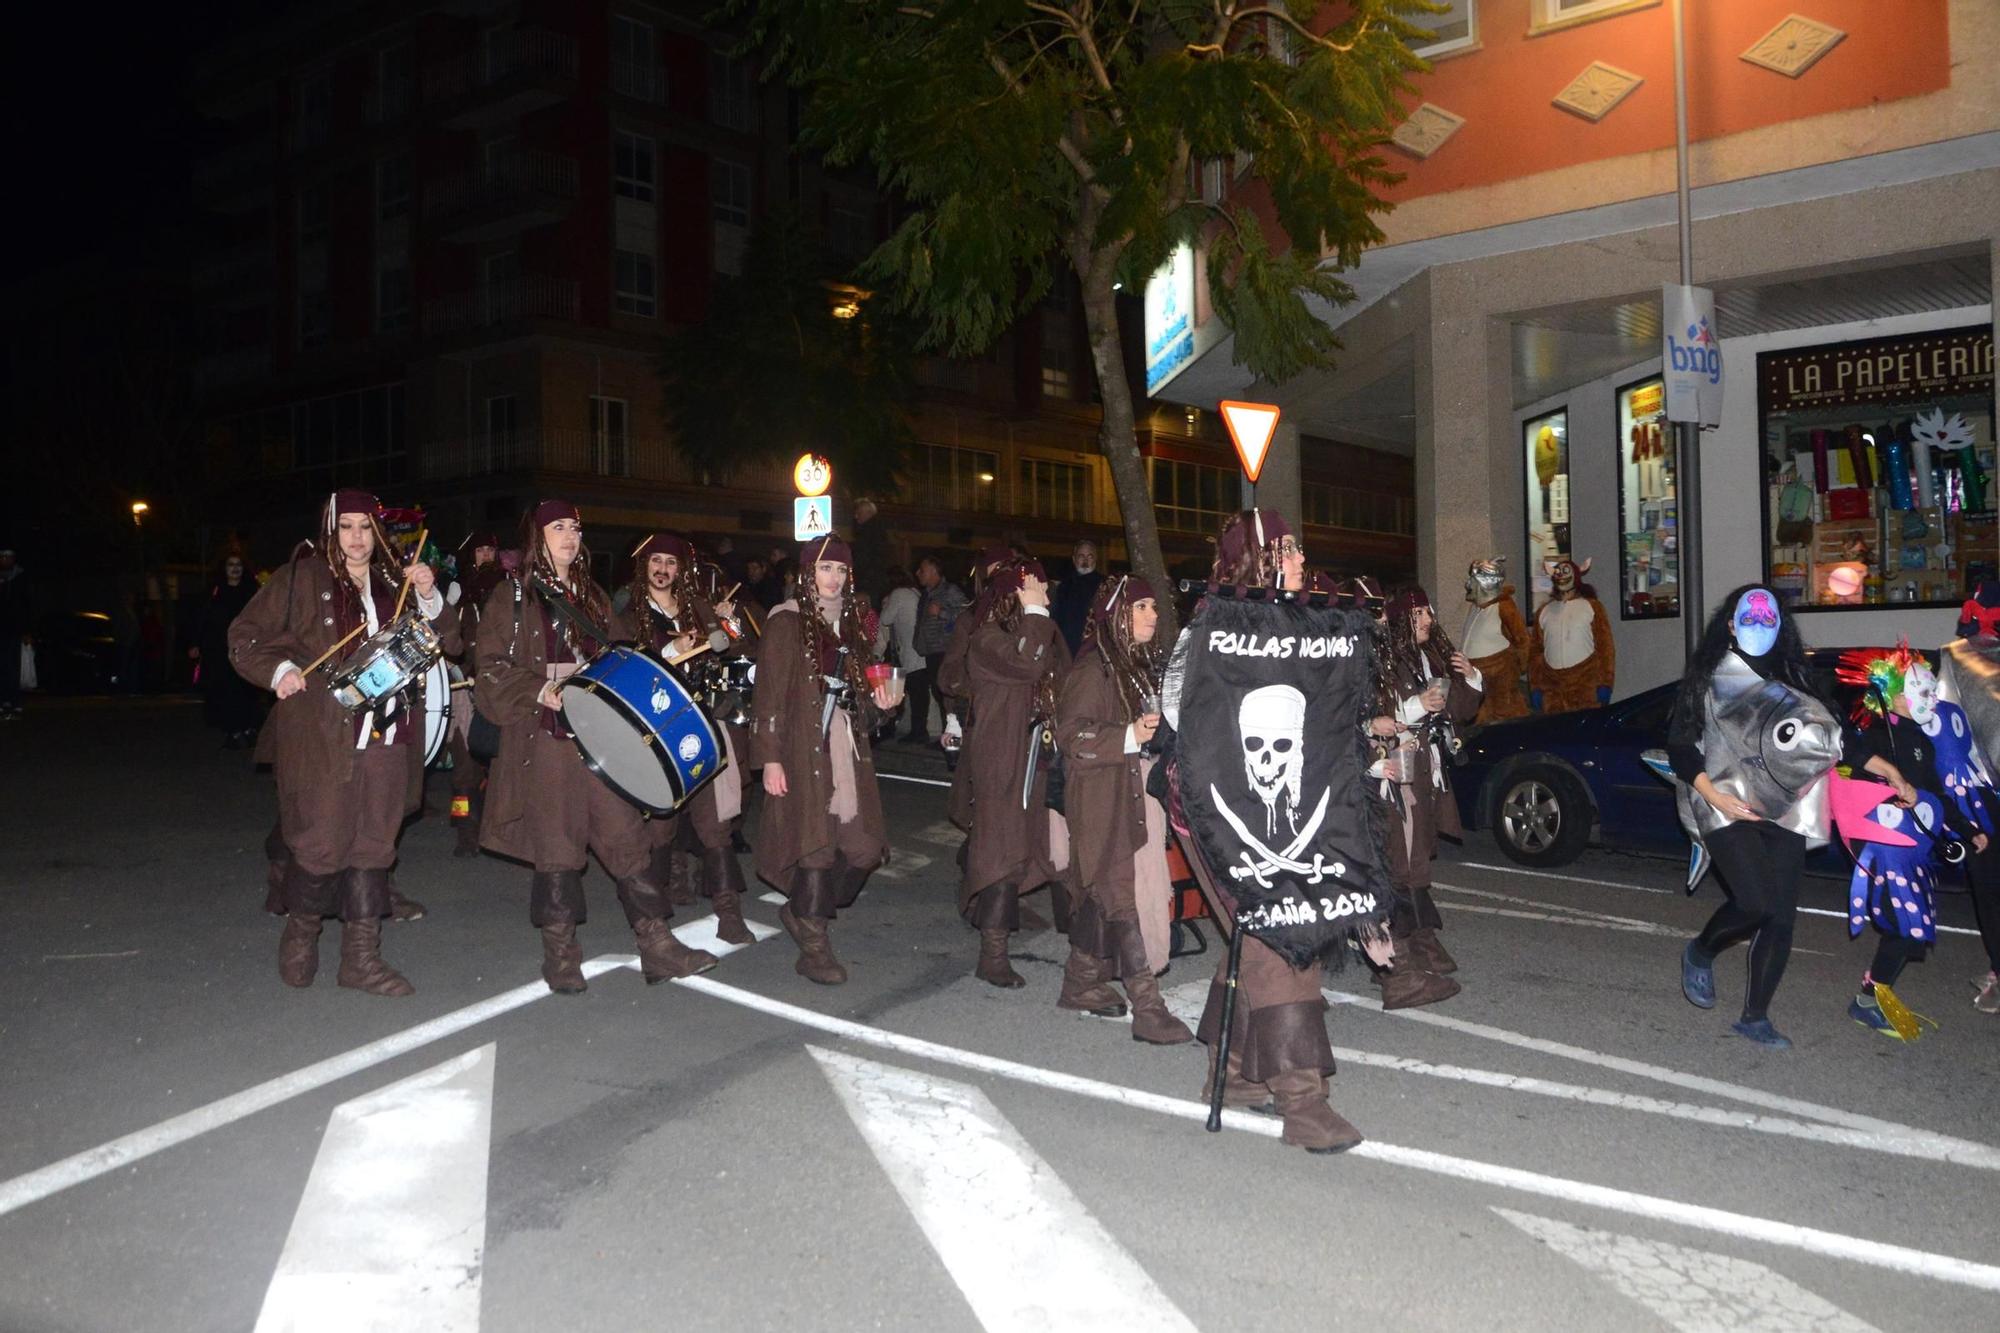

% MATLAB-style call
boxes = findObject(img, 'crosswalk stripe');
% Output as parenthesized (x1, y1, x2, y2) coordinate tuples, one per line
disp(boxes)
(811, 1047, 1198, 1332)
(913, 820, 965, 848)
(1323, 989, 2000, 1165)
(254, 1045, 495, 1333)
(1495, 1208, 1882, 1332)
(872, 850, 934, 881)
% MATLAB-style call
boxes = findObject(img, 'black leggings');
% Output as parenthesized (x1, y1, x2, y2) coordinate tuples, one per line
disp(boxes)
(1694, 821, 1805, 1023)
(1867, 933, 1929, 990)
(1970, 839, 2000, 975)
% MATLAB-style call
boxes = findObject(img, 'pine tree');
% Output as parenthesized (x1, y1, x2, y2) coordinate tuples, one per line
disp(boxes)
(741, 0, 1433, 618)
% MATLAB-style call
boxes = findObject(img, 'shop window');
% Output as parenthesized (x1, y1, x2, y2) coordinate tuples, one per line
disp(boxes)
(1759, 326, 1996, 611)
(1615, 376, 1677, 619)
(1523, 407, 1570, 616)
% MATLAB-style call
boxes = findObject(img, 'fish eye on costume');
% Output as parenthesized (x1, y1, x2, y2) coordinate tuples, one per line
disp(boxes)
(1772, 719, 1802, 751)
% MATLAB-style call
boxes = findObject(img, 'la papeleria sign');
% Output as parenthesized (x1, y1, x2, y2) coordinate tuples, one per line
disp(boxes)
(1761, 327, 1993, 413)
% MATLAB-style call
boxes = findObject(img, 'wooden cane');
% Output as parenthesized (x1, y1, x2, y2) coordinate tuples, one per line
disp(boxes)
(1207, 915, 1247, 1133)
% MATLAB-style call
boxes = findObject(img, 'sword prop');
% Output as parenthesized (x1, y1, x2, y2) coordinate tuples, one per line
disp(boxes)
(1022, 721, 1047, 809)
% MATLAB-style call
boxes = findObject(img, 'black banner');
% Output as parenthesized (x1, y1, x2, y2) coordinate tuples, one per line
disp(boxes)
(1173, 595, 1392, 967)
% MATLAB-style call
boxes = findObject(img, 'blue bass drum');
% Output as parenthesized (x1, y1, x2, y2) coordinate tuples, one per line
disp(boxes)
(560, 645, 726, 814)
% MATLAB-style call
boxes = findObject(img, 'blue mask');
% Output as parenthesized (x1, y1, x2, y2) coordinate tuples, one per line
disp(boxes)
(1733, 589, 1781, 658)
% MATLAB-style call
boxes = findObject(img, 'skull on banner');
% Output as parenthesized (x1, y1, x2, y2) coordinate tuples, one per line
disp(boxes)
(1240, 684, 1306, 837)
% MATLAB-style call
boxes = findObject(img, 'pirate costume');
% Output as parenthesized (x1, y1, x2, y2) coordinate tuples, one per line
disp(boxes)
(958, 558, 1072, 988)
(475, 500, 719, 993)
(229, 490, 461, 995)
(446, 530, 503, 858)
(748, 535, 893, 985)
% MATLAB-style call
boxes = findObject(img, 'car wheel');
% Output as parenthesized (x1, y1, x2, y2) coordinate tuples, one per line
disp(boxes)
(1492, 764, 1592, 867)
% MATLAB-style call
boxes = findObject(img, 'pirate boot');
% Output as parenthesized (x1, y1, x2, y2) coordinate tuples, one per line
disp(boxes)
(1268, 1068, 1363, 1154)
(702, 845, 756, 946)
(1056, 946, 1127, 1018)
(531, 869, 588, 994)
(336, 870, 414, 996)
(1200, 1043, 1275, 1114)
(1376, 937, 1460, 1010)
(617, 875, 718, 983)
(973, 885, 1026, 989)
(1124, 969, 1195, 1045)
(783, 866, 847, 984)
(1407, 886, 1455, 973)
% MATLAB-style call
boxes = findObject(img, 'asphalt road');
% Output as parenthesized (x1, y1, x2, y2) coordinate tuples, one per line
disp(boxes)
(3, 698, 1998, 1332)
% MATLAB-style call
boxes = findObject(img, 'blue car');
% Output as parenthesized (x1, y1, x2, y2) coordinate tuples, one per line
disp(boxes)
(1452, 650, 1879, 869)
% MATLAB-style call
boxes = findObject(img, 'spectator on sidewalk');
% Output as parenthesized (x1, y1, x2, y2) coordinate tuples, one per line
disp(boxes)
(873, 565, 926, 743)
(191, 551, 261, 746)
(850, 499, 892, 606)
(1051, 538, 1105, 656)
(0, 548, 29, 719)
(910, 555, 966, 745)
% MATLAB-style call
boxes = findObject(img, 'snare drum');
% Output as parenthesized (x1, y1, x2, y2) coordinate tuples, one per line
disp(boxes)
(330, 612, 442, 713)
(560, 645, 726, 814)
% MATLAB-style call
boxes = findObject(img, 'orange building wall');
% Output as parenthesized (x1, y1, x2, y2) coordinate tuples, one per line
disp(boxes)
(1382, 0, 1951, 202)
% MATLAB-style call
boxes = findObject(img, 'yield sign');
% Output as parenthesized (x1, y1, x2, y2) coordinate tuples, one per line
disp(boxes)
(1219, 401, 1281, 482)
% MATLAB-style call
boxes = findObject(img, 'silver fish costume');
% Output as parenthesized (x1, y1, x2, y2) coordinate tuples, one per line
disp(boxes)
(1641, 652, 1840, 891)
(1940, 635, 2000, 768)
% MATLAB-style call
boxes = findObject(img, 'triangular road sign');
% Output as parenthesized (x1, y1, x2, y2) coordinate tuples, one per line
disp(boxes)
(1219, 401, 1281, 483)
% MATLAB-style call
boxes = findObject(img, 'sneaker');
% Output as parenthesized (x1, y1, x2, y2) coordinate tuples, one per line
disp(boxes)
(1973, 973, 2000, 1014)
(1731, 1018, 1792, 1049)
(1848, 994, 1904, 1040)
(1681, 940, 1715, 1009)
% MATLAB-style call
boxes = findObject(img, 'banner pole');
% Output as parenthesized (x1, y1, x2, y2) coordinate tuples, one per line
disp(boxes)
(1671, 0, 1704, 660)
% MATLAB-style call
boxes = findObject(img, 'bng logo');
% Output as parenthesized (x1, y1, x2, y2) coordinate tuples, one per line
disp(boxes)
(1669, 315, 1721, 384)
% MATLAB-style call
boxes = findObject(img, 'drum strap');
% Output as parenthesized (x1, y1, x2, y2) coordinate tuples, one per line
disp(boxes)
(531, 575, 616, 648)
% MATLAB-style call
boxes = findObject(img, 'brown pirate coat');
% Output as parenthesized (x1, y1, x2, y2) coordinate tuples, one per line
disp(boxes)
(957, 611, 1070, 911)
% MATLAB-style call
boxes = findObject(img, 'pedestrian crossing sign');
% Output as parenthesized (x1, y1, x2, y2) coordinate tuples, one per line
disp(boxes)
(794, 496, 833, 542)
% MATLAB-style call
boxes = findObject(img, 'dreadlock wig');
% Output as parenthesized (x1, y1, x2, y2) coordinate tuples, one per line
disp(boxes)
(318, 489, 404, 622)
(1078, 574, 1165, 722)
(1211, 508, 1291, 589)
(795, 535, 876, 700)
(1837, 639, 1925, 729)
(518, 500, 607, 656)
(971, 558, 1062, 721)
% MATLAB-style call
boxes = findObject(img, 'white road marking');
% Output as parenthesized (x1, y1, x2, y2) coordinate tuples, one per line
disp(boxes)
(254, 1045, 494, 1333)
(812, 1047, 1197, 1332)
(872, 850, 934, 882)
(913, 819, 967, 848)
(1428, 900, 1688, 939)
(881, 772, 953, 788)
(1323, 989, 2000, 1166)
(1495, 1209, 1882, 1333)
(0, 918, 767, 1220)
(1454, 859, 1981, 937)
(42, 950, 143, 961)
(673, 976, 2000, 1293)
(1434, 881, 1675, 930)
(759, 891, 789, 906)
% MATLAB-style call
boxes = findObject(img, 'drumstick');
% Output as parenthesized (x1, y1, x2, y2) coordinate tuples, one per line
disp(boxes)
(667, 642, 714, 668)
(720, 582, 741, 604)
(299, 624, 364, 677)
(392, 526, 429, 619)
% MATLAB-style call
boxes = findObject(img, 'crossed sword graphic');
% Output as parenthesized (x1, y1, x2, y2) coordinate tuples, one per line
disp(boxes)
(1209, 785, 1337, 888)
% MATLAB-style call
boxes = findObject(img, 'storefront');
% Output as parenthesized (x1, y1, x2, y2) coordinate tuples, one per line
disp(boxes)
(1758, 326, 1995, 612)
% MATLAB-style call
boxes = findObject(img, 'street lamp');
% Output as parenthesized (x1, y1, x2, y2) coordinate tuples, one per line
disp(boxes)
(131, 500, 150, 525)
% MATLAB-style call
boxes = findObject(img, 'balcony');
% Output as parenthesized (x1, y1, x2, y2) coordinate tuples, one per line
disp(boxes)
(418, 429, 698, 484)
(611, 57, 665, 105)
(421, 275, 580, 337)
(423, 149, 578, 243)
(424, 28, 578, 130)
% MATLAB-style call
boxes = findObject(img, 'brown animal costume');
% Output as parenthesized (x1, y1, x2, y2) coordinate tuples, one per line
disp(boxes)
(1530, 557, 1615, 714)
(1054, 575, 1194, 1043)
(1460, 557, 1529, 724)
(230, 489, 462, 996)
(748, 535, 892, 985)
(1371, 585, 1482, 1009)
(626, 533, 760, 946)
(957, 558, 1071, 987)
(476, 500, 718, 994)
(1178, 508, 1371, 1154)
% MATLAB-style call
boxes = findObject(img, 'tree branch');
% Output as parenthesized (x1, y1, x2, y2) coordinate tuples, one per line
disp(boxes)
(1189, 5, 1374, 59)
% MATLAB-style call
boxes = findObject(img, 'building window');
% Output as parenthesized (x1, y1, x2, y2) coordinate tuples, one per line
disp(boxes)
(244, 383, 406, 486)
(711, 159, 752, 227)
(298, 184, 329, 245)
(298, 287, 331, 349)
(484, 251, 518, 322)
(913, 444, 999, 513)
(486, 395, 518, 462)
(611, 15, 660, 101)
(295, 72, 331, 149)
(1020, 458, 1089, 522)
(1150, 458, 1234, 533)
(1301, 483, 1416, 536)
(1414, 0, 1477, 56)
(708, 50, 757, 131)
(1199, 158, 1225, 205)
(1041, 366, 1071, 399)
(613, 131, 656, 202)
(376, 261, 411, 334)
(376, 154, 411, 222)
(614, 249, 657, 317)
(371, 44, 413, 123)
(589, 395, 630, 477)
(1529, 0, 1657, 34)
(1615, 376, 1677, 620)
